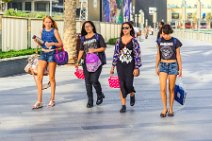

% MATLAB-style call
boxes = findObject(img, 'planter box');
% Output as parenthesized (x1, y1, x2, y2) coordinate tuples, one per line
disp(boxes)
(0, 56, 29, 77)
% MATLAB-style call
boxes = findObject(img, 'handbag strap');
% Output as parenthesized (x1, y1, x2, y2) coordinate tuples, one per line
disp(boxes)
(55, 46, 64, 54)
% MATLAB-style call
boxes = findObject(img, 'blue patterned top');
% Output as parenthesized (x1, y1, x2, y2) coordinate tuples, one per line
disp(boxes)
(112, 38, 142, 69)
(41, 28, 58, 50)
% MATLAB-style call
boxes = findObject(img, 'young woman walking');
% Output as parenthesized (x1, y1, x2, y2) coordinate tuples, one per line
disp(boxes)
(76, 21, 107, 108)
(32, 16, 63, 109)
(110, 22, 142, 113)
(156, 24, 182, 117)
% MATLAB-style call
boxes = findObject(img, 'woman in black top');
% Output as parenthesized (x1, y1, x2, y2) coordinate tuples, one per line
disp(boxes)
(156, 24, 183, 118)
(76, 21, 107, 108)
(110, 22, 142, 113)
(157, 21, 165, 40)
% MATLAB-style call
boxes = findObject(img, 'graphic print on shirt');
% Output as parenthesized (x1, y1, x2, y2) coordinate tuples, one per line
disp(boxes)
(119, 47, 133, 64)
(160, 42, 174, 60)
(83, 38, 98, 53)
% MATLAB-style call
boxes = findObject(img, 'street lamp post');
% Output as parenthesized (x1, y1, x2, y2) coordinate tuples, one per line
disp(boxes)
(50, 0, 52, 16)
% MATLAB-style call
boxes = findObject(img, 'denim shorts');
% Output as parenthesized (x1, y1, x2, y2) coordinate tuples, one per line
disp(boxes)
(159, 62, 178, 75)
(39, 51, 55, 62)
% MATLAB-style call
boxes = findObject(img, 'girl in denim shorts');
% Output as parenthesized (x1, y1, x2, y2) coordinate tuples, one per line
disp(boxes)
(32, 16, 63, 109)
(156, 24, 182, 117)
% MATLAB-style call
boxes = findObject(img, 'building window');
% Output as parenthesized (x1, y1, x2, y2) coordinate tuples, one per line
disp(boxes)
(25, 2, 31, 11)
(35, 3, 46, 11)
(12, 2, 22, 10)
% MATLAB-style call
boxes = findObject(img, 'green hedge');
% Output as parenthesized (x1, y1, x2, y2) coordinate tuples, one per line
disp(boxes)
(0, 48, 40, 59)
(108, 38, 118, 45)
(4, 9, 63, 19)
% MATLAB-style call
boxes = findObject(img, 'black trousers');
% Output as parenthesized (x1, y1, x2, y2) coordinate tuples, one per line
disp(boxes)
(83, 64, 103, 101)
(117, 61, 136, 98)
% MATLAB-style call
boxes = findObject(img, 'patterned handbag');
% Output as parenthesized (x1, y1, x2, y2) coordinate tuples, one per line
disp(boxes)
(108, 75, 120, 88)
(74, 68, 85, 80)
(54, 47, 68, 65)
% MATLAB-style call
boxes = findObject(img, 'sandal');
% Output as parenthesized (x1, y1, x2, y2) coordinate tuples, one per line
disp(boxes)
(32, 102, 43, 109)
(160, 110, 168, 118)
(47, 100, 55, 108)
(168, 111, 175, 117)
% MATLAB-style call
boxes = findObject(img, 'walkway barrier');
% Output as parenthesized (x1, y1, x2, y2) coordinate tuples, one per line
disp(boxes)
(173, 29, 212, 43)
(0, 16, 121, 52)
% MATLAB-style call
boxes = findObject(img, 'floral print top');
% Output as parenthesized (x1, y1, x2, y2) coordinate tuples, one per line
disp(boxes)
(112, 38, 142, 69)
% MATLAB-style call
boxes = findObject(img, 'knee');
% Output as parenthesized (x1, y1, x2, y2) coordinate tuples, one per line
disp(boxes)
(37, 75, 43, 82)
(169, 87, 175, 93)
(49, 76, 55, 82)
(160, 88, 166, 94)
(91, 80, 99, 85)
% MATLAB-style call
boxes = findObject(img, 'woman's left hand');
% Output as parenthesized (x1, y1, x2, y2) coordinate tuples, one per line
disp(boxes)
(88, 48, 96, 53)
(178, 69, 182, 77)
(133, 69, 140, 77)
(45, 42, 54, 48)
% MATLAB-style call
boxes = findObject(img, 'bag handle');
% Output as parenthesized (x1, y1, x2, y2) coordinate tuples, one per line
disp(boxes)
(55, 46, 64, 54)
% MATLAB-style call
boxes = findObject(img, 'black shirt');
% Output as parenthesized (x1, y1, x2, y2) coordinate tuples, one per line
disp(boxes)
(157, 37, 182, 60)
(80, 34, 106, 53)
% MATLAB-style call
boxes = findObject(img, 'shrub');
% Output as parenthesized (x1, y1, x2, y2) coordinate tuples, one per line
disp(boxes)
(108, 38, 118, 45)
(0, 48, 40, 59)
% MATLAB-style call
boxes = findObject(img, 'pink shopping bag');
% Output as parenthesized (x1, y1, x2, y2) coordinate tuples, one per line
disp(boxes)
(74, 68, 85, 80)
(108, 75, 120, 88)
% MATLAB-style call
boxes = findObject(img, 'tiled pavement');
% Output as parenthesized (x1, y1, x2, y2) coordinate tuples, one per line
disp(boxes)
(0, 36, 212, 141)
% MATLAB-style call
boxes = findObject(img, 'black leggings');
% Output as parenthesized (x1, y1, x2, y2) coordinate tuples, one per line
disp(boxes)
(83, 64, 103, 101)
(117, 61, 136, 98)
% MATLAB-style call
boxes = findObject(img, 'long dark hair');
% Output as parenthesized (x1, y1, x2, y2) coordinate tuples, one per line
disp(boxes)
(162, 24, 174, 34)
(120, 22, 135, 37)
(81, 21, 97, 36)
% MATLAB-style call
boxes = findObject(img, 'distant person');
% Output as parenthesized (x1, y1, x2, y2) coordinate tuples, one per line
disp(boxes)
(130, 21, 142, 38)
(155, 24, 183, 118)
(76, 21, 106, 108)
(145, 26, 149, 39)
(32, 16, 63, 109)
(157, 21, 165, 40)
(110, 22, 142, 113)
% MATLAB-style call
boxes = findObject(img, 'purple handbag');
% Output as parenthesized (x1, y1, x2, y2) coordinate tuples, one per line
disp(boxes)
(54, 47, 68, 65)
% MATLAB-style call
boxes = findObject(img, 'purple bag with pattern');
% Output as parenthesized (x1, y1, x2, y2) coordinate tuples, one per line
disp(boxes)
(86, 53, 102, 72)
(54, 47, 68, 65)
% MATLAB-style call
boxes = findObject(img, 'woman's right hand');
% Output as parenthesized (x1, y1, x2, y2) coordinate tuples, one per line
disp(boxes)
(156, 67, 160, 76)
(75, 62, 79, 69)
(110, 67, 115, 75)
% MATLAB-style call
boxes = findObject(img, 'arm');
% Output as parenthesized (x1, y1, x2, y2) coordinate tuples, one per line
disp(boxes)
(133, 39, 142, 69)
(176, 47, 182, 77)
(155, 45, 160, 75)
(110, 40, 120, 74)
(53, 29, 63, 47)
(89, 47, 106, 53)
(76, 50, 84, 64)
(156, 45, 160, 68)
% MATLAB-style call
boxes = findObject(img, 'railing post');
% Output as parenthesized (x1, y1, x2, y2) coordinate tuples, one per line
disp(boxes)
(27, 18, 31, 49)
(0, 13, 3, 51)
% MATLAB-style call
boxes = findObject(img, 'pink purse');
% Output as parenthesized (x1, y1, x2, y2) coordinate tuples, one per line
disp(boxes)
(74, 68, 85, 80)
(108, 75, 120, 88)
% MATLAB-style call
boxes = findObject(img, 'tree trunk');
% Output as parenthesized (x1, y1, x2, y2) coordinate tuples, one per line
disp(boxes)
(64, 0, 77, 64)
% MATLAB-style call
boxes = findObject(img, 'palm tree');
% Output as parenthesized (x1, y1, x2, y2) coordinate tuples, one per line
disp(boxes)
(64, 0, 77, 64)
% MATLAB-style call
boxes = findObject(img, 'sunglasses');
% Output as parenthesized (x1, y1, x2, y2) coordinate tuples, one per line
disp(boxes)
(122, 27, 130, 30)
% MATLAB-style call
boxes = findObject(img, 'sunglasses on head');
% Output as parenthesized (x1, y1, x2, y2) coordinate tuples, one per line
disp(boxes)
(122, 27, 130, 30)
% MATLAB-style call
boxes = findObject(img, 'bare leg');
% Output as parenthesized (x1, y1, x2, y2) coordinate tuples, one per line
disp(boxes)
(159, 72, 168, 114)
(36, 60, 47, 103)
(120, 90, 126, 105)
(168, 75, 177, 114)
(48, 62, 57, 103)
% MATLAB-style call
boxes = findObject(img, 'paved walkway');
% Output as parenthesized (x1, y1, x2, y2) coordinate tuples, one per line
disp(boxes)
(0, 36, 212, 141)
